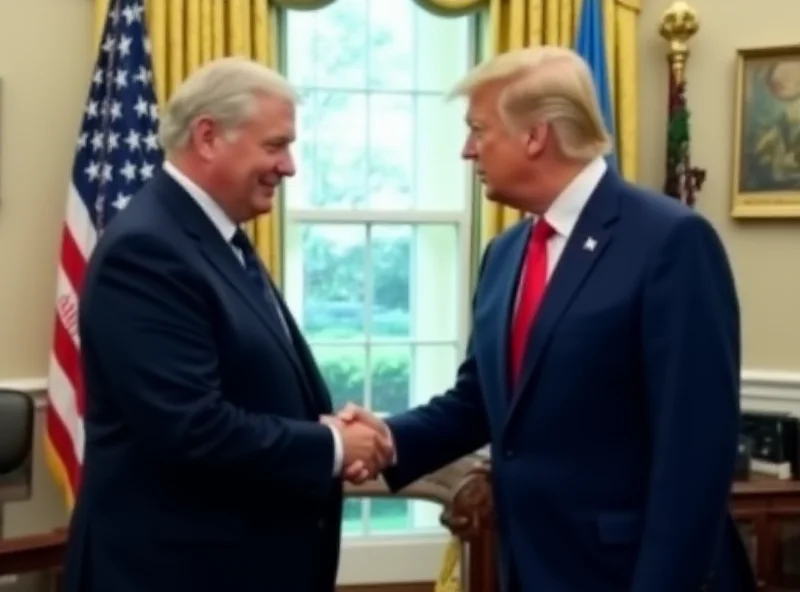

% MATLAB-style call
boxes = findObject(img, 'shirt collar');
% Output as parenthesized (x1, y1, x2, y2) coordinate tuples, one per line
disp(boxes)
(539, 156, 607, 238)
(162, 160, 238, 243)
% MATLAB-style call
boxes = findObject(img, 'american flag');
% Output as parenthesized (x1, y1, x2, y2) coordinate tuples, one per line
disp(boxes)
(45, 0, 162, 507)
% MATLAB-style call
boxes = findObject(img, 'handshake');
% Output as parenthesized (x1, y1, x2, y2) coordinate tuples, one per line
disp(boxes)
(320, 403, 395, 485)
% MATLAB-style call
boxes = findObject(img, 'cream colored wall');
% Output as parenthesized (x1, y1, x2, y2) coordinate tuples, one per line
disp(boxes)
(638, 0, 800, 370)
(0, 0, 92, 537)
(0, 0, 798, 550)
(0, 0, 94, 380)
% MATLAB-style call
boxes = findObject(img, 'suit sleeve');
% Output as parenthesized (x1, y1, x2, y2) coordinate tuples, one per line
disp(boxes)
(84, 232, 334, 498)
(632, 214, 741, 591)
(382, 244, 493, 492)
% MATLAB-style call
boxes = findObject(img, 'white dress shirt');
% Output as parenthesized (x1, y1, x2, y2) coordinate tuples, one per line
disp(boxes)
(512, 157, 607, 314)
(162, 161, 345, 476)
(538, 156, 608, 278)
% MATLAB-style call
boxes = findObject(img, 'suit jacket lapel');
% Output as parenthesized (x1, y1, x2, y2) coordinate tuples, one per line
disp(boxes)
(154, 171, 310, 394)
(507, 171, 621, 422)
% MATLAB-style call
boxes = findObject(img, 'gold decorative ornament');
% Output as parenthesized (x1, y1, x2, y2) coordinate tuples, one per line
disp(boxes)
(658, 1, 699, 83)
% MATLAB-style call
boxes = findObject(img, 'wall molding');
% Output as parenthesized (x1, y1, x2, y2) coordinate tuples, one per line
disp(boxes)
(3, 370, 800, 409)
(740, 369, 800, 403)
(0, 377, 48, 409)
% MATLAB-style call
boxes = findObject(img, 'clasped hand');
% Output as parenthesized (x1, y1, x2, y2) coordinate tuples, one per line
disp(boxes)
(320, 403, 394, 485)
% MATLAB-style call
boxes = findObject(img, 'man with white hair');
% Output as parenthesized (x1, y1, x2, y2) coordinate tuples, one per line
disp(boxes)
(63, 57, 391, 592)
(338, 47, 756, 591)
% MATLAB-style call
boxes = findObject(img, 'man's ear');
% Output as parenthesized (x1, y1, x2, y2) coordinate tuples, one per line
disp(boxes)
(524, 121, 549, 159)
(191, 116, 220, 161)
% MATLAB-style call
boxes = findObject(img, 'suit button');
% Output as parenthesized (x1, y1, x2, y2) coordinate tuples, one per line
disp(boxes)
(504, 449, 515, 459)
(317, 518, 325, 529)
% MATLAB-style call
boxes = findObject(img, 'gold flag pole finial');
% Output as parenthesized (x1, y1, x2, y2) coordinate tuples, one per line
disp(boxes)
(659, 1, 699, 84)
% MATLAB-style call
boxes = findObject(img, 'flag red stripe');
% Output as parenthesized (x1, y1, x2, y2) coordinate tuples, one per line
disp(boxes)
(60, 228, 86, 293)
(54, 311, 86, 416)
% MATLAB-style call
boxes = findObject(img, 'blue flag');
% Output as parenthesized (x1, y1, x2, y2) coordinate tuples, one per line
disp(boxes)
(575, 0, 616, 168)
(72, 0, 163, 234)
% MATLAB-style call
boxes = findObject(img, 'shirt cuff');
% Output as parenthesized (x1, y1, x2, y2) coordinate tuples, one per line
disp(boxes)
(328, 423, 343, 476)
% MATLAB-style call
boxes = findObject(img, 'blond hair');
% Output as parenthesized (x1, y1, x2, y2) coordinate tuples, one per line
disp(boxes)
(448, 47, 612, 161)
(158, 56, 298, 153)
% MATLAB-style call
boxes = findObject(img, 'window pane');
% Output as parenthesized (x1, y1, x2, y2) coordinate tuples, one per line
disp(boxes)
(343, 499, 366, 536)
(367, 94, 413, 210)
(414, 8, 473, 93)
(410, 345, 459, 408)
(415, 94, 470, 210)
(288, 223, 366, 340)
(283, 9, 315, 87)
(370, 225, 411, 338)
(312, 345, 366, 413)
(369, 498, 411, 534)
(408, 500, 446, 533)
(410, 225, 459, 341)
(367, 0, 413, 91)
(285, 0, 368, 89)
(314, 91, 368, 208)
(370, 345, 410, 416)
(285, 89, 316, 208)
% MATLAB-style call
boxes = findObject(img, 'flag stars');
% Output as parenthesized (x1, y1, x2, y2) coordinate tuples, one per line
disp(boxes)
(121, 161, 137, 182)
(143, 131, 159, 151)
(112, 193, 132, 210)
(134, 96, 149, 117)
(122, 4, 141, 26)
(117, 34, 132, 57)
(134, 67, 151, 85)
(140, 163, 155, 180)
(74, 11, 161, 231)
(115, 69, 128, 89)
(85, 161, 100, 181)
(125, 130, 141, 151)
(102, 36, 116, 53)
(110, 101, 123, 121)
(86, 101, 99, 119)
(107, 132, 120, 151)
(91, 131, 105, 152)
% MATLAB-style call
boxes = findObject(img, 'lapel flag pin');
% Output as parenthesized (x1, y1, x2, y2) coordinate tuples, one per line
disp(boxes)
(583, 236, 597, 252)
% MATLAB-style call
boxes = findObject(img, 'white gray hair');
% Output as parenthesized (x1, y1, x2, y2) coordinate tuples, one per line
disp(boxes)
(158, 56, 298, 153)
(448, 47, 612, 161)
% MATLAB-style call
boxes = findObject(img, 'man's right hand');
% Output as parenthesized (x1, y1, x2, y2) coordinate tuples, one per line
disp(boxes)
(321, 413, 393, 480)
(340, 419, 393, 474)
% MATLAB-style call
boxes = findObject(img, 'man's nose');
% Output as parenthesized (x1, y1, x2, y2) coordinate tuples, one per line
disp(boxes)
(461, 139, 477, 160)
(280, 154, 296, 177)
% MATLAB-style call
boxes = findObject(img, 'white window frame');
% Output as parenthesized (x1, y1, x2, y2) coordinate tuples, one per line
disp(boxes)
(277, 3, 486, 584)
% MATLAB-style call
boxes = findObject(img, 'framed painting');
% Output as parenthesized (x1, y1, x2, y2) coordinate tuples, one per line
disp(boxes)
(731, 45, 800, 218)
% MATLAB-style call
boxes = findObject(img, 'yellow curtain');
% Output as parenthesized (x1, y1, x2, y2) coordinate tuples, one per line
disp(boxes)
(92, 0, 284, 284)
(480, 0, 640, 247)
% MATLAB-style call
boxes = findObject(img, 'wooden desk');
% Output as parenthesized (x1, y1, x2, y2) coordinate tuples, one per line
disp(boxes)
(732, 476, 800, 590)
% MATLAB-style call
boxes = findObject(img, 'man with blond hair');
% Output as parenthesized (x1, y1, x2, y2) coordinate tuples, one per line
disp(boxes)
(63, 57, 391, 592)
(337, 47, 756, 591)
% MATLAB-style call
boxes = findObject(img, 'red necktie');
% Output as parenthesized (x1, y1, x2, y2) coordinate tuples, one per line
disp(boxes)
(510, 220, 554, 387)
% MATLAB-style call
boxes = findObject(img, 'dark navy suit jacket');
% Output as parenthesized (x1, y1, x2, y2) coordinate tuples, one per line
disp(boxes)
(64, 170, 342, 592)
(384, 169, 757, 591)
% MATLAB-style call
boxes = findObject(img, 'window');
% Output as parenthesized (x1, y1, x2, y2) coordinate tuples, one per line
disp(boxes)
(280, 0, 481, 583)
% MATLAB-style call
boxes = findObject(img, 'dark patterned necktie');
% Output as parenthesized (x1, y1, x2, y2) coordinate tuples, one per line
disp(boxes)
(230, 228, 291, 338)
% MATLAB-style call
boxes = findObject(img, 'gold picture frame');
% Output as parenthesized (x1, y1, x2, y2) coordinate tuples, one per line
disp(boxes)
(731, 45, 800, 218)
